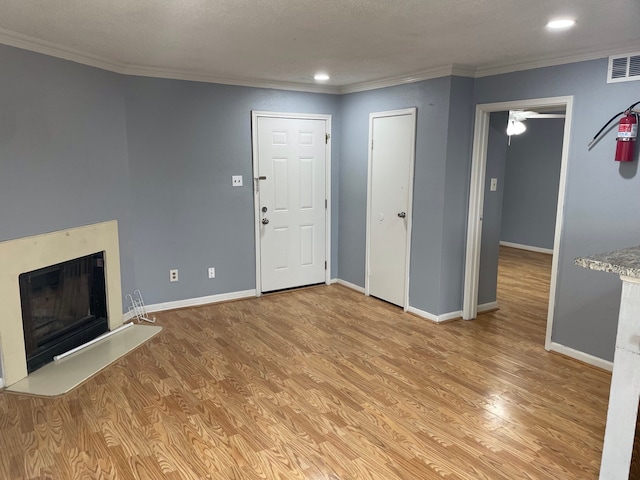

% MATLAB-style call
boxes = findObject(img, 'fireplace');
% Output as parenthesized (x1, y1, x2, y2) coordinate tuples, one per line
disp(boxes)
(0, 221, 124, 387)
(20, 252, 109, 373)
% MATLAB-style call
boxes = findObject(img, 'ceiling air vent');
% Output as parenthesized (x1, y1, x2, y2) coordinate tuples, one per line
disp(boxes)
(608, 52, 640, 83)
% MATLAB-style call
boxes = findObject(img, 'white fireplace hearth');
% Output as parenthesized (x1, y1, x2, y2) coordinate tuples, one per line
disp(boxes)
(0, 221, 123, 386)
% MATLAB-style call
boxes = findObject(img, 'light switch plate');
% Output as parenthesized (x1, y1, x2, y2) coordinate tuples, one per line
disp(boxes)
(490, 178, 498, 191)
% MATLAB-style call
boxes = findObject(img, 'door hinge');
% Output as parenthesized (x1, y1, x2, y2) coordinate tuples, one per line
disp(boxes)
(325, 133, 330, 144)
(325, 199, 328, 209)
(371, 139, 374, 150)
(325, 261, 327, 270)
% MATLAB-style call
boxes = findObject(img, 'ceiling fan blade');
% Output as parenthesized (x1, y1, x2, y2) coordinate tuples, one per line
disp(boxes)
(525, 113, 566, 118)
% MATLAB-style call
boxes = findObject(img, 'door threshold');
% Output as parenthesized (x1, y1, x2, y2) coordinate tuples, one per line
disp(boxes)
(261, 283, 326, 296)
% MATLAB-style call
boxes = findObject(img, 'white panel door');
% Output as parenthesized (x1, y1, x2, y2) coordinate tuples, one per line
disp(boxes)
(257, 117, 326, 292)
(367, 111, 416, 307)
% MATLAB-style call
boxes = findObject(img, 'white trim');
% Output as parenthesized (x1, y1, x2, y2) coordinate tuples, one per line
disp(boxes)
(340, 64, 474, 94)
(123, 310, 136, 323)
(1, 25, 638, 94)
(141, 289, 257, 314)
(123, 65, 341, 94)
(474, 41, 640, 78)
(0, 27, 341, 95)
(463, 106, 490, 320)
(251, 111, 332, 295)
(365, 108, 417, 312)
(0, 26, 126, 73)
(462, 96, 573, 356)
(548, 342, 613, 372)
(545, 98, 573, 351)
(499, 241, 553, 255)
(0, 377, 3, 389)
(407, 306, 462, 323)
(336, 279, 366, 294)
(477, 301, 498, 313)
(329, 278, 338, 285)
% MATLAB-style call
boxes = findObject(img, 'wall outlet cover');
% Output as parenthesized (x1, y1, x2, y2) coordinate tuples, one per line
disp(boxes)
(208, 267, 215, 279)
(170, 269, 179, 282)
(232, 175, 243, 187)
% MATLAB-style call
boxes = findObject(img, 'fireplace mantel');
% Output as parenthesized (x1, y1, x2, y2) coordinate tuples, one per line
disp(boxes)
(0, 221, 123, 386)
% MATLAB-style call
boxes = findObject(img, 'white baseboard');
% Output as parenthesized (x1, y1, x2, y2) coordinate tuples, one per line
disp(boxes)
(500, 241, 553, 255)
(329, 278, 338, 284)
(407, 306, 462, 323)
(124, 289, 257, 318)
(336, 279, 365, 294)
(0, 377, 3, 389)
(548, 341, 613, 372)
(478, 301, 498, 313)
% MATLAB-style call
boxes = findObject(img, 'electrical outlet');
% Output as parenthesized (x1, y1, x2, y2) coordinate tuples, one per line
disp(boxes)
(208, 267, 215, 279)
(232, 175, 243, 187)
(170, 269, 178, 282)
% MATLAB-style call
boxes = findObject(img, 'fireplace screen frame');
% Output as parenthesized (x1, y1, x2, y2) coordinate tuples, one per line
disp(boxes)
(19, 251, 109, 373)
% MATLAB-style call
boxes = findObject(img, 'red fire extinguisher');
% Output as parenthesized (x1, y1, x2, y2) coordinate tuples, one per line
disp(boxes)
(615, 113, 638, 162)
(589, 101, 640, 162)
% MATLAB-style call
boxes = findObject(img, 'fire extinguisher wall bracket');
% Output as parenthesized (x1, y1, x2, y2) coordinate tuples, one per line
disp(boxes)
(615, 113, 638, 162)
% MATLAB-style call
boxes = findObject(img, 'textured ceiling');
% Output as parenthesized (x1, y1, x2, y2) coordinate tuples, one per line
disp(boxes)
(0, 0, 638, 91)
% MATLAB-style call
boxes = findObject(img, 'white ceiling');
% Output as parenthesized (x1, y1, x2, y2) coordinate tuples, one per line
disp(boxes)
(0, 0, 639, 93)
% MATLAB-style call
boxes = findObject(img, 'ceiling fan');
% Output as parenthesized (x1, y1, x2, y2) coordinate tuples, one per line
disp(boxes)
(507, 109, 566, 137)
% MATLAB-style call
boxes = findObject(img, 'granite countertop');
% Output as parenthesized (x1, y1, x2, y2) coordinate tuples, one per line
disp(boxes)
(575, 246, 640, 279)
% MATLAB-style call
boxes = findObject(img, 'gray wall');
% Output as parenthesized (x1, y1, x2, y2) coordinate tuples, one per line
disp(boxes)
(124, 77, 341, 304)
(338, 76, 474, 316)
(474, 58, 640, 361)
(478, 112, 509, 306)
(0, 47, 134, 292)
(1, 39, 636, 372)
(440, 77, 475, 313)
(501, 118, 564, 249)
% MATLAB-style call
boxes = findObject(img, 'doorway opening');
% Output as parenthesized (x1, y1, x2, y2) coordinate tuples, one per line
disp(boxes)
(463, 96, 573, 351)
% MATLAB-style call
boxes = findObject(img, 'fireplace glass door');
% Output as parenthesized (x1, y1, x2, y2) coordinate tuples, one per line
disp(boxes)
(19, 251, 109, 372)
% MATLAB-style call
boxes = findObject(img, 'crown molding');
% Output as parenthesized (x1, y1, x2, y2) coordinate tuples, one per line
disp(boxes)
(475, 40, 640, 78)
(1, 25, 638, 95)
(338, 64, 476, 94)
(121, 65, 341, 94)
(0, 26, 125, 73)
(0, 27, 341, 94)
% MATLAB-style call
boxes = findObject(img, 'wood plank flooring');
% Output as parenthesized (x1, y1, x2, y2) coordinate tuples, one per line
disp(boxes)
(0, 247, 611, 479)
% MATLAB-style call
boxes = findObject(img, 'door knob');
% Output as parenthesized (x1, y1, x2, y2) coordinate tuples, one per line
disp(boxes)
(262, 218, 269, 224)
(397, 212, 406, 218)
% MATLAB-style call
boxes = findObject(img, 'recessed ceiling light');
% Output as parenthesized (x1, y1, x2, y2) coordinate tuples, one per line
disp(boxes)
(314, 72, 330, 81)
(546, 18, 576, 30)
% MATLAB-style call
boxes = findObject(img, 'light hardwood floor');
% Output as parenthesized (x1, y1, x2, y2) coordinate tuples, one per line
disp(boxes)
(0, 247, 611, 479)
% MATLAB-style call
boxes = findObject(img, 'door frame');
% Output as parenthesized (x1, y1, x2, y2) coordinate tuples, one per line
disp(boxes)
(365, 108, 417, 311)
(251, 111, 332, 296)
(462, 96, 573, 351)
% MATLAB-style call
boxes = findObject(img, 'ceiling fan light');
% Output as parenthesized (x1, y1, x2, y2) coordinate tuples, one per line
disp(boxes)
(506, 120, 527, 136)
